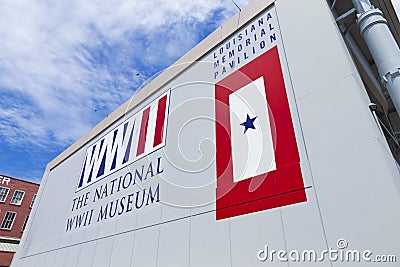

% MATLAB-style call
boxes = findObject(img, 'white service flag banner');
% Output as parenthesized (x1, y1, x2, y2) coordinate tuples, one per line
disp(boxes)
(228, 76, 276, 183)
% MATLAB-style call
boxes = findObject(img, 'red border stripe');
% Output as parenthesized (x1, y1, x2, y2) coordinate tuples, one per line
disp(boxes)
(215, 47, 306, 220)
(136, 107, 150, 156)
(153, 95, 168, 147)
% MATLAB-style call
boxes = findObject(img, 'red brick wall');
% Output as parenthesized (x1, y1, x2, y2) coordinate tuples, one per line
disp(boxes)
(0, 176, 39, 239)
(0, 251, 14, 266)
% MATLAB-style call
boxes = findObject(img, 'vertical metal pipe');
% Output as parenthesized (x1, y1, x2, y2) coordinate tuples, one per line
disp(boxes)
(352, 0, 400, 116)
(351, 0, 373, 13)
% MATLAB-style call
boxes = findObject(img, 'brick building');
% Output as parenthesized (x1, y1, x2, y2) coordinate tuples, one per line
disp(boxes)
(0, 175, 39, 267)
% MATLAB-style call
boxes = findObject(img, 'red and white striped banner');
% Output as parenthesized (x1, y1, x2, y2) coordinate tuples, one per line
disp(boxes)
(77, 90, 170, 191)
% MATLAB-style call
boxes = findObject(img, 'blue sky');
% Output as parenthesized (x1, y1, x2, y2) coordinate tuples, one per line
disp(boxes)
(0, 0, 253, 183)
(0, 0, 399, 183)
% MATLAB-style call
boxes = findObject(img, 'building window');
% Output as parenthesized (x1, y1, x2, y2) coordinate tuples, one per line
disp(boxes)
(30, 194, 37, 208)
(0, 187, 10, 202)
(1, 211, 16, 230)
(22, 215, 29, 231)
(10, 190, 25, 205)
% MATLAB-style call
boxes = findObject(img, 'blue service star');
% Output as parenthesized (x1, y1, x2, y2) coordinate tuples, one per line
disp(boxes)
(240, 114, 257, 134)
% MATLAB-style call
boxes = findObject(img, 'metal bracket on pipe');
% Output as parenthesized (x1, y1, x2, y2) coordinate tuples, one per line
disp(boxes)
(336, 8, 356, 24)
(382, 69, 400, 84)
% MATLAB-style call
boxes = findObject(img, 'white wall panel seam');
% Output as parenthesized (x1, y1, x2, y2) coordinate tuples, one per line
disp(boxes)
(128, 215, 139, 266)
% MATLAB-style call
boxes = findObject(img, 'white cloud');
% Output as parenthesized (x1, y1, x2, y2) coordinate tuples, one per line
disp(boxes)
(0, 0, 251, 151)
